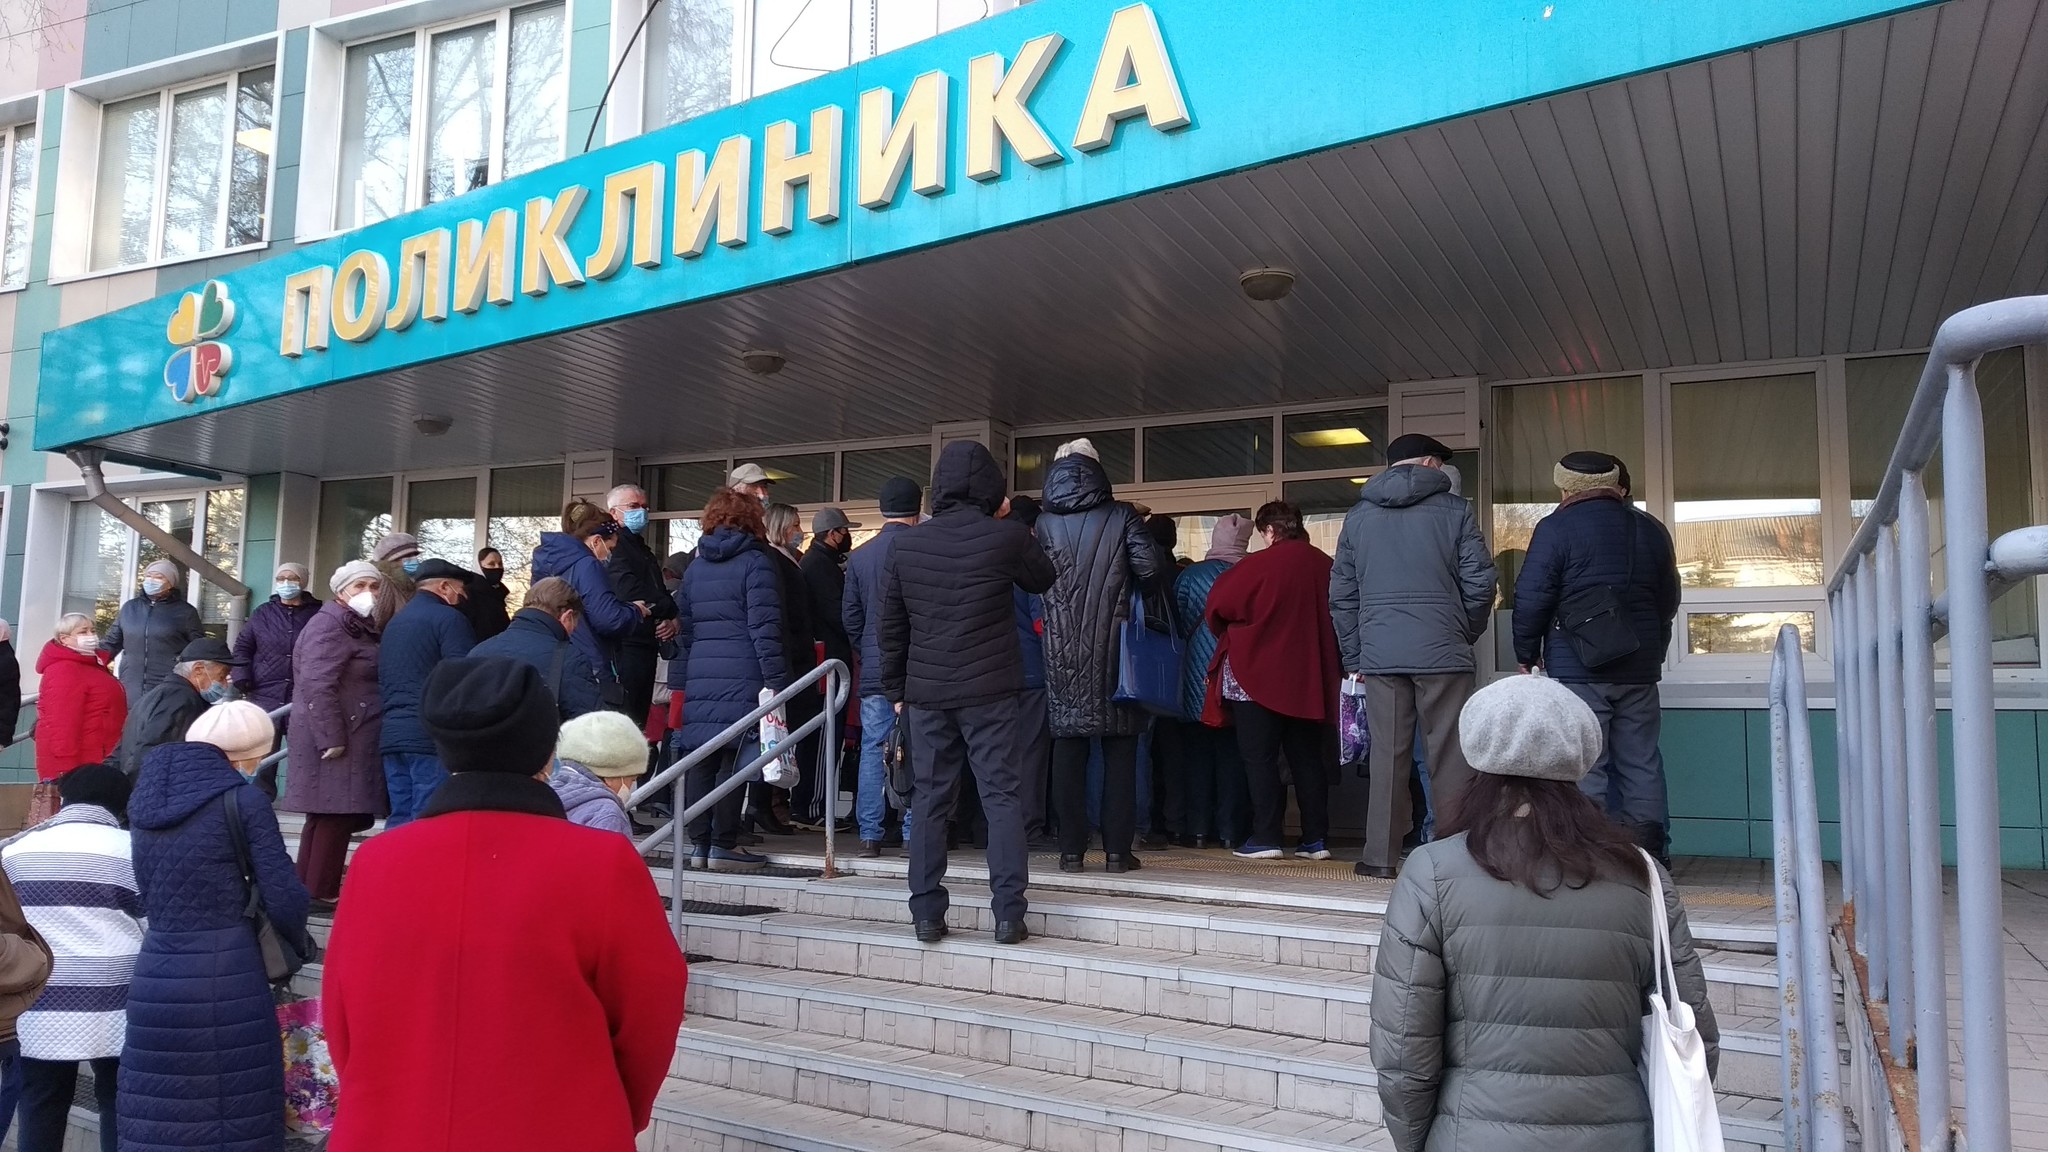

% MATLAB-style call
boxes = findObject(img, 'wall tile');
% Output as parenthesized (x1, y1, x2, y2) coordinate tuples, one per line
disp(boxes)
(165, 0, 227, 60)
(79, 3, 131, 78)
(1670, 817, 1749, 858)
(1664, 709, 1749, 821)
(224, 0, 277, 43)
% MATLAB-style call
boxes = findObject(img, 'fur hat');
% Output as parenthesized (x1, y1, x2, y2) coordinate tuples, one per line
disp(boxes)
(555, 711, 651, 779)
(1459, 674, 1603, 783)
(1554, 451, 1623, 494)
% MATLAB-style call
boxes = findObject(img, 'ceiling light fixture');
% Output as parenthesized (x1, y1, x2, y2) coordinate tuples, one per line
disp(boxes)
(1290, 427, 1371, 448)
(1239, 267, 1296, 302)
(413, 414, 453, 437)
(741, 348, 787, 375)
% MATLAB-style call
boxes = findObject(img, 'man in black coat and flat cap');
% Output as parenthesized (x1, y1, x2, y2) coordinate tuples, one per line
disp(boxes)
(119, 636, 244, 776)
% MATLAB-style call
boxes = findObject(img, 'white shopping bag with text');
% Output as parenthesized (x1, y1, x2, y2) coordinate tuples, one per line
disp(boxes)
(756, 688, 800, 789)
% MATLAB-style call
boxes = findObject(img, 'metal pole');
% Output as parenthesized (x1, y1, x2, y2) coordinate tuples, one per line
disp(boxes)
(1941, 362, 2011, 1152)
(822, 665, 840, 879)
(671, 754, 686, 938)
(1855, 562, 1890, 1000)
(1784, 629, 1850, 1152)
(1899, 469, 1953, 1151)
(1832, 587, 1859, 933)
(1876, 524, 1916, 1064)
(1769, 653, 1807, 1152)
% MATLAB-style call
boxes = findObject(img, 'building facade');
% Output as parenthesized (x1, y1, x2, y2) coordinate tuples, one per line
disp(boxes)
(4, 0, 2047, 860)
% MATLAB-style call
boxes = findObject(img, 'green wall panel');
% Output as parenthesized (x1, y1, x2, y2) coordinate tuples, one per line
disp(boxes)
(1663, 709, 1749, 821)
(1671, 818, 1750, 859)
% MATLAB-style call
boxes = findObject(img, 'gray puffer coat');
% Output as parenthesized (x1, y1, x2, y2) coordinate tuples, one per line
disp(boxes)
(1330, 465, 1496, 675)
(1370, 834, 1718, 1152)
(1035, 454, 1163, 738)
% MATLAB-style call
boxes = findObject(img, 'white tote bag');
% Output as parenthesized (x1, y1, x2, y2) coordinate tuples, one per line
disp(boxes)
(1640, 848, 1726, 1152)
(756, 688, 800, 789)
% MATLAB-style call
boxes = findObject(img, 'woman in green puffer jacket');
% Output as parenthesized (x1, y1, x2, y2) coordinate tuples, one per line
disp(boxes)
(1370, 673, 1718, 1152)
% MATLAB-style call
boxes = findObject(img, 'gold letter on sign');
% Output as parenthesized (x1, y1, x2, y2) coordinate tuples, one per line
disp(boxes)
(454, 209, 518, 313)
(279, 265, 333, 357)
(1073, 4, 1189, 152)
(761, 106, 844, 236)
(388, 229, 451, 331)
(674, 135, 751, 258)
(330, 250, 391, 342)
(522, 185, 590, 296)
(586, 162, 667, 279)
(966, 33, 1065, 182)
(858, 71, 948, 210)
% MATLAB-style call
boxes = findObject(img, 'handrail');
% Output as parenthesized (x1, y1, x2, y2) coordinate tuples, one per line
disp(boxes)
(256, 703, 292, 771)
(1768, 626, 1846, 1152)
(1801, 293, 2048, 1152)
(10, 691, 37, 746)
(627, 659, 851, 936)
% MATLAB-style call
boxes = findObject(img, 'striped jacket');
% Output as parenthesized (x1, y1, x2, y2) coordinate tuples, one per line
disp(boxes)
(1, 806, 146, 1060)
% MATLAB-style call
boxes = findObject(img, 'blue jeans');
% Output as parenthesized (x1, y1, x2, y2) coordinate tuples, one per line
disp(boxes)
(383, 752, 447, 828)
(857, 696, 912, 843)
(1411, 725, 1435, 841)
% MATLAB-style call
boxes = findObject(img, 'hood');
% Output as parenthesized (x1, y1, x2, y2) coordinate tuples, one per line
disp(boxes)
(932, 441, 1006, 515)
(697, 525, 760, 563)
(1361, 464, 1452, 509)
(1041, 453, 1113, 516)
(37, 639, 99, 674)
(531, 532, 594, 579)
(127, 742, 251, 830)
(550, 760, 622, 815)
(1206, 514, 1254, 563)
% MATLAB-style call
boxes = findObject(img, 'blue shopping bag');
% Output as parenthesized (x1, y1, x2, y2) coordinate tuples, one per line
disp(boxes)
(1113, 589, 1184, 716)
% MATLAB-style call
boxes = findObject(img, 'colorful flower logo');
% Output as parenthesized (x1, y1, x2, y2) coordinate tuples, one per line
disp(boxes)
(164, 280, 236, 404)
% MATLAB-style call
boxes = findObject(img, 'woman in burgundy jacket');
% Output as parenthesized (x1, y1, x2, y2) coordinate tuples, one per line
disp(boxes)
(1202, 502, 1345, 862)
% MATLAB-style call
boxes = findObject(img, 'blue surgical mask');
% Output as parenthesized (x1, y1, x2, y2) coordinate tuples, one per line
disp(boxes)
(622, 508, 649, 533)
(202, 680, 239, 704)
(141, 578, 167, 597)
(275, 581, 302, 600)
(401, 559, 421, 576)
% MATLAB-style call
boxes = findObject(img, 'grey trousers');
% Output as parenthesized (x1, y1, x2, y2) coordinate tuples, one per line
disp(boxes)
(907, 695, 1028, 924)
(1566, 681, 1668, 828)
(1363, 673, 1475, 869)
(1015, 687, 1053, 840)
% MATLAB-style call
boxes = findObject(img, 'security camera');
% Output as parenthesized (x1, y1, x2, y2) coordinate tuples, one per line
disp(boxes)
(1239, 268, 1296, 302)
(741, 348, 788, 375)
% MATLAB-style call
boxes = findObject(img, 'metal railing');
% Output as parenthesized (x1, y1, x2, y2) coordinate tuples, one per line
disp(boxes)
(627, 659, 851, 935)
(258, 703, 292, 771)
(10, 692, 37, 745)
(1772, 294, 2048, 1152)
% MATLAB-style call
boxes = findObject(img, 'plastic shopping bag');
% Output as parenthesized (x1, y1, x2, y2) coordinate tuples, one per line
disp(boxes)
(1640, 849, 1726, 1152)
(757, 688, 800, 789)
(1338, 676, 1371, 767)
(278, 997, 338, 1134)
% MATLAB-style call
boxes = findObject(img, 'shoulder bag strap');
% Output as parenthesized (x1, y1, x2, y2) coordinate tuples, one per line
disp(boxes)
(221, 789, 263, 919)
(1641, 847, 1680, 1003)
(548, 644, 567, 702)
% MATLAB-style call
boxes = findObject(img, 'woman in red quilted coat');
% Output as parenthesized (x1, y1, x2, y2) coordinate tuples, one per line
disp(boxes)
(34, 614, 127, 786)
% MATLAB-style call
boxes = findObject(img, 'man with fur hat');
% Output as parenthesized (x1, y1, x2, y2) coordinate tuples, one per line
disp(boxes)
(1511, 451, 1681, 864)
(320, 657, 687, 1152)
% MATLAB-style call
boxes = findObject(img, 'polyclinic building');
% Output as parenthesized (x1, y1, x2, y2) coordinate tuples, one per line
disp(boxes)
(4, 0, 2047, 860)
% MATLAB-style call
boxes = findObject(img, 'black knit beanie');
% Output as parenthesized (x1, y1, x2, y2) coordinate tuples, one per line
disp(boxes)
(422, 657, 561, 775)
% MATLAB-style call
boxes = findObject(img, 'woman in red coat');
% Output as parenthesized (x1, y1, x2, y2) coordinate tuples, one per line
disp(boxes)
(34, 613, 128, 792)
(1203, 502, 1345, 862)
(322, 657, 686, 1152)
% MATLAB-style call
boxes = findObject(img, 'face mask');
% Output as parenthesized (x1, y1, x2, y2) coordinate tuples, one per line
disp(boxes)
(622, 508, 649, 533)
(202, 680, 239, 703)
(348, 591, 377, 618)
(68, 633, 99, 653)
(141, 578, 166, 597)
(275, 581, 302, 600)
(401, 559, 422, 576)
(482, 568, 505, 585)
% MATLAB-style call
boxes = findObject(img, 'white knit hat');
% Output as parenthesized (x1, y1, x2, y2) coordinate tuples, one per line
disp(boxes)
(555, 711, 650, 778)
(1458, 674, 1603, 783)
(330, 560, 379, 595)
(1053, 437, 1099, 462)
(187, 701, 276, 764)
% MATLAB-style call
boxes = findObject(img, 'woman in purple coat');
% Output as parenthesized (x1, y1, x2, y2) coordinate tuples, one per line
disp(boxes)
(282, 562, 390, 903)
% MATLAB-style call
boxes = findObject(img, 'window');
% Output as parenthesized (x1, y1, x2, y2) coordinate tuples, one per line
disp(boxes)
(644, 459, 727, 512)
(63, 487, 246, 641)
(1283, 408, 1386, 473)
(89, 69, 273, 270)
(63, 503, 128, 632)
(1489, 377, 1643, 603)
(337, 2, 566, 229)
(315, 476, 395, 579)
(0, 119, 34, 289)
(487, 464, 562, 607)
(1014, 430, 1135, 491)
(841, 445, 930, 503)
(643, 0, 738, 130)
(750, 453, 834, 505)
(1144, 419, 1273, 483)
(1670, 372, 1823, 590)
(406, 476, 480, 561)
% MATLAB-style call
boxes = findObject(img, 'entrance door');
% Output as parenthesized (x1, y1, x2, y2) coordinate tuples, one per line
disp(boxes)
(1121, 484, 1273, 564)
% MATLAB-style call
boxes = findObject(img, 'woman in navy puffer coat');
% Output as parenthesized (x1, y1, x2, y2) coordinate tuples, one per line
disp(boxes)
(672, 490, 787, 870)
(122, 739, 310, 1152)
(531, 501, 647, 709)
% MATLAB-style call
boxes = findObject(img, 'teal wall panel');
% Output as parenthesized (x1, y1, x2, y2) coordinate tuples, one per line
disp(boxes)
(1671, 818, 1749, 859)
(243, 472, 281, 586)
(1664, 709, 1748, 820)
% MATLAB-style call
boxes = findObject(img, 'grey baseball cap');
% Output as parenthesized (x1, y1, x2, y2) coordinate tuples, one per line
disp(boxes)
(811, 507, 861, 534)
(728, 462, 773, 488)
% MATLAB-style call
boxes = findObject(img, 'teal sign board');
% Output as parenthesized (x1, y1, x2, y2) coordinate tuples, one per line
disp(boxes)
(38, 0, 1934, 450)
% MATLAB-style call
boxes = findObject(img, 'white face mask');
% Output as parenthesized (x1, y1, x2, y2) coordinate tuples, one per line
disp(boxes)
(68, 633, 99, 652)
(348, 591, 377, 618)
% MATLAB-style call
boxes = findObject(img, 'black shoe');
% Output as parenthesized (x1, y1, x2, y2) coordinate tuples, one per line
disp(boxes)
(307, 898, 339, 917)
(1059, 854, 1085, 873)
(737, 832, 764, 846)
(1026, 835, 1060, 853)
(859, 839, 882, 858)
(1139, 832, 1172, 850)
(915, 919, 948, 943)
(994, 921, 1029, 945)
(753, 815, 797, 837)
(1354, 861, 1399, 880)
(1105, 853, 1142, 874)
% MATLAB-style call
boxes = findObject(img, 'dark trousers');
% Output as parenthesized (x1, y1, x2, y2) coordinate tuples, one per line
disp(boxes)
(1567, 681, 1668, 841)
(1179, 721, 1250, 843)
(617, 642, 660, 722)
(1231, 701, 1331, 847)
(1014, 687, 1052, 839)
(18, 1056, 118, 1152)
(685, 744, 750, 851)
(1363, 673, 1475, 869)
(1053, 734, 1137, 857)
(1149, 719, 1184, 837)
(786, 685, 825, 821)
(906, 696, 1027, 924)
(295, 813, 372, 900)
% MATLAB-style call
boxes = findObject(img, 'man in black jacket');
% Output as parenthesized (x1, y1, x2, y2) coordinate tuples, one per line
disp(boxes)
(797, 509, 859, 828)
(119, 637, 242, 775)
(605, 484, 680, 728)
(879, 441, 1056, 946)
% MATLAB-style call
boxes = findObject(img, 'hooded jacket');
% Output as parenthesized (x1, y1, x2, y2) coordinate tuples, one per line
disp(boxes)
(1371, 834, 1718, 1152)
(1034, 454, 1163, 737)
(550, 760, 631, 836)
(673, 528, 787, 751)
(103, 590, 206, 705)
(1511, 493, 1681, 684)
(33, 640, 127, 782)
(1330, 465, 1497, 675)
(877, 442, 1055, 710)
(843, 522, 911, 698)
(472, 608, 603, 721)
(532, 533, 645, 698)
(230, 593, 323, 712)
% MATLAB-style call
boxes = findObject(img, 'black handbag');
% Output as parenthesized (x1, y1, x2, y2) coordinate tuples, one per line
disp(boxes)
(223, 788, 317, 985)
(1553, 508, 1642, 671)
(883, 718, 913, 812)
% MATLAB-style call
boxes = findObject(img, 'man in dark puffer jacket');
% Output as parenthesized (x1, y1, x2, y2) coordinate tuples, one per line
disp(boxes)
(879, 441, 1055, 946)
(1511, 451, 1681, 862)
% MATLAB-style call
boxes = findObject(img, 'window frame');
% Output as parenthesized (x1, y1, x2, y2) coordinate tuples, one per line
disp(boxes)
(59, 482, 250, 631)
(93, 71, 269, 271)
(630, 0, 753, 139)
(0, 100, 41, 292)
(333, 0, 570, 230)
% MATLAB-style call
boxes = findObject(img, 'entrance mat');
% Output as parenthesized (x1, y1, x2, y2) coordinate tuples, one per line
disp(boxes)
(675, 899, 781, 917)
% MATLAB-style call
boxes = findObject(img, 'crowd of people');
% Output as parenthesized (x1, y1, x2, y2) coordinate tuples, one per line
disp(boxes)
(0, 426, 1717, 1149)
